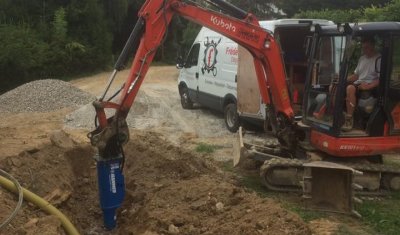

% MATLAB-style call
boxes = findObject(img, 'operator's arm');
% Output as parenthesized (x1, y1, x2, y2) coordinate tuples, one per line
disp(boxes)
(347, 74, 359, 83)
(347, 56, 361, 83)
(359, 79, 379, 90)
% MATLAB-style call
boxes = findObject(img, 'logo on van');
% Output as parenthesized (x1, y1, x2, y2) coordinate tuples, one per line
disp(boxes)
(202, 37, 221, 77)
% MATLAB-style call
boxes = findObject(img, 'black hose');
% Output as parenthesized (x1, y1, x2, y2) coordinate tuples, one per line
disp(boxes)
(208, 0, 248, 19)
(115, 18, 145, 71)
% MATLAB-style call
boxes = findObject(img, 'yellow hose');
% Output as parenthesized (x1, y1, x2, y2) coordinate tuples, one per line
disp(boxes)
(0, 175, 80, 235)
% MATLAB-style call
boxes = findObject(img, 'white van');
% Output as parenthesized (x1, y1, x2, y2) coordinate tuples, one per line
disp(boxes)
(177, 27, 239, 132)
(237, 19, 334, 129)
(177, 19, 334, 132)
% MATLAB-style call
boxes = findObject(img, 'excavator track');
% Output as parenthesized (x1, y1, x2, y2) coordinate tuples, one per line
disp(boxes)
(259, 157, 400, 195)
(345, 161, 400, 194)
(259, 158, 305, 193)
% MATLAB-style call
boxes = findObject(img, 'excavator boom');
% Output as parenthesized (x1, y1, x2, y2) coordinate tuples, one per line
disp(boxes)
(85, 0, 400, 228)
(88, 0, 294, 229)
(92, 0, 294, 140)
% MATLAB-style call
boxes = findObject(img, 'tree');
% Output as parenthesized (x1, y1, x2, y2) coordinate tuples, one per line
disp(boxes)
(66, 0, 112, 70)
(273, 0, 391, 17)
(0, 24, 49, 92)
(0, 0, 116, 93)
(228, 0, 283, 19)
(295, 0, 400, 23)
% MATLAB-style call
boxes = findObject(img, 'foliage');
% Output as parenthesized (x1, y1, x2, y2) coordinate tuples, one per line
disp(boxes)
(3, 0, 400, 94)
(180, 21, 201, 56)
(0, 0, 113, 93)
(295, 9, 364, 23)
(228, 0, 283, 19)
(0, 24, 49, 91)
(275, 0, 391, 17)
(52, 7, 67, 41)
(66, 0, 112, 70)
(295, 0, 400, 23)
(364, 0, 400, 21)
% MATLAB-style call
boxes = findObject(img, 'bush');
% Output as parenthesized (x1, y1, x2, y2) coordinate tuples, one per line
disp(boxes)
(0, 1, 113, 94)
(0, 24, 49, 92)
(295, 9, 363, 23)
(295, 0, 400, 23)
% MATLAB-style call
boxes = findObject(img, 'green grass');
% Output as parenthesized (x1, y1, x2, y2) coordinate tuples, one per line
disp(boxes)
(239, 173, 271, 197)
(220, 160, 400, 235)
(194, 142, 222, 154)
(221, 161, 234, 172)
(285, 203, 328, 222)
(334, 224, 369, 235)
(222, 165, 327, 221)
(357, 192, 400, 235)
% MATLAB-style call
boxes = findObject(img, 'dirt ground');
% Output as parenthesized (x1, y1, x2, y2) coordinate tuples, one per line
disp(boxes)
(0, 66, 351, 234)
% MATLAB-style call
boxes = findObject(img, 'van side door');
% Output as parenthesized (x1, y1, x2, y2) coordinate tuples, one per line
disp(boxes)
(197, 36, 227, 110)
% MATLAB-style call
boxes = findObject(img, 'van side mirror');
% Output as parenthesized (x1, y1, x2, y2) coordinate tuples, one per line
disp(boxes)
(176, 56, 184, 69)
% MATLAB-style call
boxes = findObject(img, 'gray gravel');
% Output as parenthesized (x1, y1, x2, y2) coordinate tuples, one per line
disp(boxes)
(0, 79, 95, 113)
(64, 90, 160, 130)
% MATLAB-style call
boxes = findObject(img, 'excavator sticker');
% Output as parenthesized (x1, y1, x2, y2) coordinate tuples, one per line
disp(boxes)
(202, 37, 221, 77)
(210, 16, 236, 32)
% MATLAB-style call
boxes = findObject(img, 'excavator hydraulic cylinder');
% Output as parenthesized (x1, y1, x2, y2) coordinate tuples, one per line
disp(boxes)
(96, 155, 125, 230)
(115, 17, 145, 71)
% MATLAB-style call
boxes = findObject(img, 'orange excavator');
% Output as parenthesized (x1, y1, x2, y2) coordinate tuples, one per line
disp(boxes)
(87, 0, 400, 229)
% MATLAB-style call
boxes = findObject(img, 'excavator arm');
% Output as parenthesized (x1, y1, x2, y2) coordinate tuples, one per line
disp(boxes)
(90, 0, 294, 154)
(88, 0, 294, 230)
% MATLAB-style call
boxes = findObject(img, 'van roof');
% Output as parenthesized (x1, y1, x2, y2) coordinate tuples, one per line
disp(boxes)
(197, 19, 334, 42)
(260, 19, 334, 32)
(260, 19, 334, 26)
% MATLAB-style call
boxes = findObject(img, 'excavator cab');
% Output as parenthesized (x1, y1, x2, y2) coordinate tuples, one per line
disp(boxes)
(235, 22, 400, 206)
(303, 22, 400, 157)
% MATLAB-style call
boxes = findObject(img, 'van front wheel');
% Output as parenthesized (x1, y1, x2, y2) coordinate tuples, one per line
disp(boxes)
(180, 87, 193, 109)
(224, 103, 239, 133)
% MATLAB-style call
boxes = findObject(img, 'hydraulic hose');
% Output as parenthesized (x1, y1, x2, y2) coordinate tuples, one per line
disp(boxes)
(0, 169, 23, 229)
(0, 175, 80, 235)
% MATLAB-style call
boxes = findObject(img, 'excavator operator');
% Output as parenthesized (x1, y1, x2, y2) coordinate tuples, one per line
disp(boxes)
(343, 37, 381, 131)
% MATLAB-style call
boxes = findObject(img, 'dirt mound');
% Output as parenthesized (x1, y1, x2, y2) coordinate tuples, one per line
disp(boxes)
(0, 79, 95, 113)
(0, 131, 309, 235)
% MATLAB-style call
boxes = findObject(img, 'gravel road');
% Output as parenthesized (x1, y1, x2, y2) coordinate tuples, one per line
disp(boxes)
(67, 66, 235, 160)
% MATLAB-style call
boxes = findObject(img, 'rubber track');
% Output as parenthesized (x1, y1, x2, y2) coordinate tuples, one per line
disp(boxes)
(259, 158, 305, 193)
(259, 158, 400, 195)
(345, 161, 400, 195)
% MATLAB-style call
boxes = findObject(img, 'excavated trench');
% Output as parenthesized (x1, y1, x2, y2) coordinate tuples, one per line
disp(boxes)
(0, 131, 310, 235)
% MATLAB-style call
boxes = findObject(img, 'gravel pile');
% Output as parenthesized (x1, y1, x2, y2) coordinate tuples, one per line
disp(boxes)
(0, 79, 95, 113)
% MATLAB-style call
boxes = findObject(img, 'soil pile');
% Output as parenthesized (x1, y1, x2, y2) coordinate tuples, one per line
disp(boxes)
(0, 131, 310, 235)
(0, 79, 95, 113)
